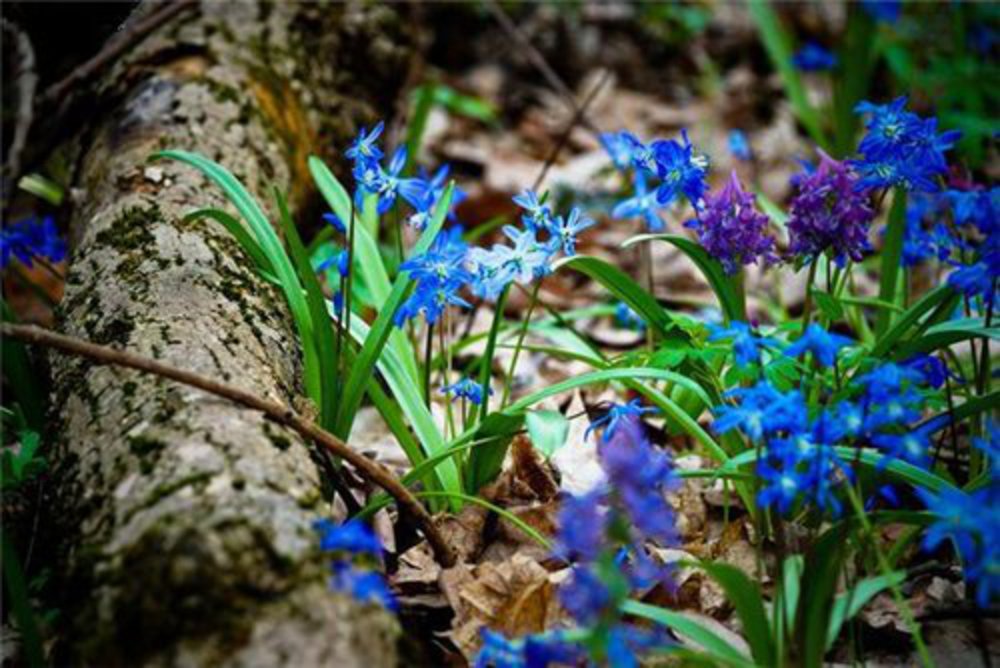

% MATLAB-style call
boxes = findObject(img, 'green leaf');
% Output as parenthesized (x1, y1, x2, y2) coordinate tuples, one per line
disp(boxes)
(893, 317, 999, 359)
(525, 410, 570, 459)
(274, 188, 338, 431)
(871, 283, 960, 358)
(875, 190, 908, 337)
(796, 524, 850, 668)
(1, 301, 45, 430)
(621, 600, 754, 667)
(698, 562, 776, 666)
(308, 155, 420, 385)
(464, 410, 525, 493)
(782, 555, 804, 636)
(415, 491, 551, 548)
(334, 184, 453, 438)
(18, 172, 63, 206)
(553, 255, 690, 340)
(183, 208, 277, 281)
(622, 235, 746, 323)
(157, 150, 319, 401)
(812, 289, 845, 322)
(748, 0, 828, 147)
(826, 571, 906, 649)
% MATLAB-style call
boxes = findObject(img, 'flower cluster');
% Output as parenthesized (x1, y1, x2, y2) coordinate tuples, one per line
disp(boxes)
(604, 128, 710, 231)
(396, 227, 473, 326)
(0, 216, 67, 269)
(787, 150, 875, 265)
(852, 96, 961, 193)
(314, 519, 396, 611)
(708, 321, 778, 368)
(919, 424, 999, 607)
(793, 42, 838, 71)
(685, 171, 776, 274)
(440, 376, 492, 405)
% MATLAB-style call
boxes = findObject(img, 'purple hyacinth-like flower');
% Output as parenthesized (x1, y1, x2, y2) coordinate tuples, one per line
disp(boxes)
(686, 171, 776, 275)
(555, 489, 606, 562)
(787, 151, 875, 265)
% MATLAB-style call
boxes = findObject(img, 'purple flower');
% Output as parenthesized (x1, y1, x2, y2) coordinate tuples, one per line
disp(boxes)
(555, 490, 607, 562)
(559, 566, 612, 624)
(787, 151, 875, 265)
(686, 171, 776, 274)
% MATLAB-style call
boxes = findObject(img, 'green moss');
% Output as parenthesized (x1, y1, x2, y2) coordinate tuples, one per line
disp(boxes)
(263, 422, 292, 452)
(94, 204, 160, 254)
(128, 434, 166, 458)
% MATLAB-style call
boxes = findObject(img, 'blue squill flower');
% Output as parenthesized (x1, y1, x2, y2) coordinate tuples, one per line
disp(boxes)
(512, 190, 554, 234)
(614, 301, 645, 332)
(713, 382, 808, 441)
(728, 129, 752, 161)
(947, 187, 999, 236)
(440, 377, 492, 405)
(315, 249, 350, 277)
(792, 42, 838, 71)
(314, 519, 382, 555)
(652, 129, 710, 209)
(861, 0, 901, 22)
(585, 399, 657, 442)
(0, 216, 67, 269)
(872, 425, 934, 468)
(345, 121, 385, 163)
(601, 130, 637, 171)
(947, 250, 1000, 301)
(549, 207, 595, 256)
(330, 561, 397, 611)
(394, 276, 471, 326)
(756, 452, 811, 514)
(784, 324, 853, 367)
(473, 629, 583, 668)
(708, 321, 778, 368)
(321, 212, 346, 234)
(612, 170, 668, 231)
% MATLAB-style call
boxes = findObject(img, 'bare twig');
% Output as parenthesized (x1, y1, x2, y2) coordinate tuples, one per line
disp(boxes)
(1, 19, 38, 205)
(486, 0, 601, 138)
(40, 0, 197, 107)
(1, 323, 456, 568)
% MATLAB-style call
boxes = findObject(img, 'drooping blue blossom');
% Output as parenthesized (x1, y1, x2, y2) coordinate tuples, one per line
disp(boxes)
(708, 321, 778, 368)
(474, 629, 584, 668)
(0, 216, 67, 269)
(872, 426, 934, 468)
(555, 489, 606, 562)
(787, 150, 875, 265)
(601, 131, 638, 171)
(321, 212, 346, 234)
(513, 190, 555, 235)
(947, 250, 1000, 302)
(560, 566, 612, 625)
(856, 362, 925, 432)
(356, 146, 420, 215)
(394, 276, 471, 326)
(612, 170, 668, 232)
(784, 324, 853, 367)
(467, 225, 553, 300)
(792, 42, 838, 71)
(861, 0, 901, 22)
(330, 561, 398, 611)
(440, 376, 492, 405)
(728, 129, 752, 162)
(852, 97, 961, 193)
(756, 451, 812, 515)
(399, 232, 472, 285)
(345, 121, 385, 163)
(713, 382, 807, 441)
(651, 130, 710, 209)
(614, 301, 646, 332)
(903, 354, 954, 389)
(946, 187, 999, 236)
(314, 519, 383, 556)
(549, 207, 595, 256)
(315, 248, 350, 277)
(686, 171, 776, 275)
(585, 399, 657, 442)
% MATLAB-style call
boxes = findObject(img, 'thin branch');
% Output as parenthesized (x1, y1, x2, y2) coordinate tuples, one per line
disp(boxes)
(40, 0, 197, 107)
(1, 323, 456, 568)
(1, 19, 38, 207)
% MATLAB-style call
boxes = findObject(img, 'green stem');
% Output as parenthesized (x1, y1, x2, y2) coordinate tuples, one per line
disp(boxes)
(501, 280, 541, 408)
(876, 189, 908, 337)
(1, 528, 45, 668)
(477, 285, 510, 424)
(800, 260, 820, 334)
(423, 322, 434, 410)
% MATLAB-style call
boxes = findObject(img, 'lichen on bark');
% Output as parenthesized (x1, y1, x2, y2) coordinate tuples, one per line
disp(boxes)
(43, 1, 412, 665)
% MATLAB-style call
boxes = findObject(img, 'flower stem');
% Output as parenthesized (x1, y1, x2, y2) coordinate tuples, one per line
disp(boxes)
(501, 280, 541, 408)
(423, 321, 435, 409)
(800, 259, 820, 335)
(477, 285, 509, 424)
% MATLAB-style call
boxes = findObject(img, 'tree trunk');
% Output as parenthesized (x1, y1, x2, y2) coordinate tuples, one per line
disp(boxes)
(45, 2, 411, 665)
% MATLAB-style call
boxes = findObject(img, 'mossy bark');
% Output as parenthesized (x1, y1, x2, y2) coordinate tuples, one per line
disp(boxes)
(46, 2, 410, 665)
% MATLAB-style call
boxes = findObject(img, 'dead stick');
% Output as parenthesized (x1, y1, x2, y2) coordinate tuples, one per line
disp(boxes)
(2, 323, 456, 568)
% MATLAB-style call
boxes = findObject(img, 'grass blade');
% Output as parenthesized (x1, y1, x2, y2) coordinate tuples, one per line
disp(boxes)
(698, 562, 776, 666)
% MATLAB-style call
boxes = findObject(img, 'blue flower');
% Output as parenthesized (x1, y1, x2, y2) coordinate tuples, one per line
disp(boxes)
(549, 207, 595, 256)
(357, 146, 420, 215)
(757, 452, 810, 514)
(585, 399, 657, 442)
(612, 170, 668, 231)
(399, 234, 472, 285)
(601, 131, 638, 171)
(314, 519, 383, 556)
(903, 354, 955, 389)
(861, 0, 901, 22)
(728, 129, 752, 162)
(784, 324, 853, 367)
(512, 190, 554, 234)
(947, 250, 1000, 301)
(316, 249, 350, 277)
(713, 382, 807, 441)
(555, 489, 607, 562)
(651, 130, 710, 209)
(852, 97, 960, 193)
(708, 321, 778, 367)
(394, 276, 471, 326)
(560, 566, 612, 625)
(467, 227, 552, 296)
(474, 629, 584, 668)
(792, 42, 838, 71)
(330, 561, 397, 611)
(947, 187, 999, 236)
(440, 377, 492, 405)
(345, 121, 385, 163)
(0, 216, 67, 269)
(872, 426, 934, 468)
(614, 301, 645, 332)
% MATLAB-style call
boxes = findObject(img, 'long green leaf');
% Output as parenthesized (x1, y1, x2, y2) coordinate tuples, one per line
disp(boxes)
(334, 184, 453, 438)
(414, 491, 551, 548)
(698, 562, 776, 666)
(871, 284, 959, 358)
(796, 524, 850, 668)
(274, 188, 338, 431)
(622, 600, 754, 667)
(158, 150, 319, 401)
(183, 208, 276, 281)
(826, 571, 906, 649)
(623, 234, 746, 322)
(893, 317, 999, 359)
(0, 301, 44, 430)
(875, 190, 908, 338)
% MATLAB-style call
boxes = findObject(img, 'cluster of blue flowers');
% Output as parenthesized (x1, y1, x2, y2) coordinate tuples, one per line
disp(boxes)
(919, 423, 999, 607)
(0, 216, 67, 270)
(313, 518, 397, 611)
(851, 96, 961, 193)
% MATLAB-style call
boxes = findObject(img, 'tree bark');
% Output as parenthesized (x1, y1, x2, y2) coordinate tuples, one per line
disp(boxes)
(45, 2, 411, 665)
